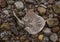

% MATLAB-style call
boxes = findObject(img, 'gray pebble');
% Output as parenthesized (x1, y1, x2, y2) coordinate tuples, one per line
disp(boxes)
(42, 36, 49, 42)
(50, 33, 58, 42)
(15, 1, 24, 9)
(43, 27, 52, 35)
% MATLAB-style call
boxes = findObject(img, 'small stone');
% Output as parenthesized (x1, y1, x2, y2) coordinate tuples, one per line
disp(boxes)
(46, 18, 58, 27)
(25, 0, 34, 3)
(53, 5, 60, 14)
(1, 23, 10, 29)
(0, 31, 8, 38)
(10, 26, 18, 35)
(42, 36, 49, 42)
(52, 26, 60, 33)
(58, 31, 60, 38)
(41, 0, 47, 3)
(38, 34, 44, 41)
(58, 38, 60, 42)
(0, 0, 7, 8)
(2, 36, 8, 40)
(7, 0, 14, 4)
(43, 27, 52, 35)
(55, 1, 60, 5)
(50, 33, 58, 42)
(20, 35, 27, 42)
(38, 7, 46, 14)
(48, 0, 55, 4)
(15, 1, 24, 9)
(3, 10, 10, 17)
(17, 11, 25, 17)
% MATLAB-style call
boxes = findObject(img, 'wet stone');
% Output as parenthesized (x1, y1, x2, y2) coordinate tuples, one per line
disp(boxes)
(50, 33, 58, 42)
(0, 0, 7, 8)
(46, 18, 59, 27)
(15, 1, 24, 9)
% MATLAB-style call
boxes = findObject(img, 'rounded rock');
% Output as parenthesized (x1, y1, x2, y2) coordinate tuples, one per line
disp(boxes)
(52, 26, 60, 33)
(50, 33, 58, 42)
(46, 18, 59, 27)
(38, 7, 46, 14)
(15, 1, 24, 9)
(43, 27, 52, 35)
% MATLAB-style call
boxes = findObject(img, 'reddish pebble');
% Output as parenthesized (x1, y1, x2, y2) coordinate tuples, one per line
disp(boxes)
(52, 26, 60, 33)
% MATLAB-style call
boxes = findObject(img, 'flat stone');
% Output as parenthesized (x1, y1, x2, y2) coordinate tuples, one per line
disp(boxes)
(50, 33, 58, 42)
(22, 9, 45, 34)
(46, 18, 59, 27)
(15, 1, 24, 9)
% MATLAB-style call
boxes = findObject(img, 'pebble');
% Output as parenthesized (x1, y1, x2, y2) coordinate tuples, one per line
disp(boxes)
(1, 23, 10, 29)
(0, 31, 8, 38)
(20, 35, 27, 42)
(38, 34, 44, 41)
(0, 0, 7, 8)
(15, 1, 24, 9)
(50, 33, 58, 42)
(58, 31, 60, 38)
(2, 36, 8, 40)
(58, 38, 60, 42)
(43, 27, 52, 35)
(55, 1, 60, 5)
(17, 11, 25, 17)
(3, 10, 10, 17)
(7, 0, 14, 4)
(53, 5, 60, 14)
(10, 26, 18, 35)
(42, 36, 49, 42)
(46, 18, 58, 27)
(48, 0, 55, 4)
(23, 9, 45, 34)
(52, 26, 60, 33)
(38, 7, 46, 14)
(25, 0, 34, 3)
(41, 0, 47, 3)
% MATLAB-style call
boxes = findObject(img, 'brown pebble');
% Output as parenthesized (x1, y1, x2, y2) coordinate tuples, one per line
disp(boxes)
(52, 26, 60, 33)
(38, 7, 46, 14)
(0, 0, 7, 8)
